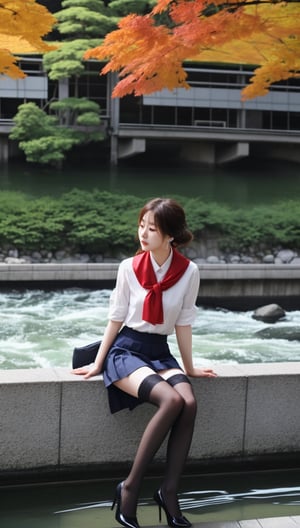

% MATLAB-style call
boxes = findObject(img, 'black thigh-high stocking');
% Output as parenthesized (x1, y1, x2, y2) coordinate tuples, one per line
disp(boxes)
(161, 374, 197, 517)
(120, 374, 185, 518)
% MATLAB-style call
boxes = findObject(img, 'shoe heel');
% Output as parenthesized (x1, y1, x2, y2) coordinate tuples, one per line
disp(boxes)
(112, 481, 140, 528)
(111, 492, 116, 511)
(153, 490, 162, 521)
(111, 483, 119, 511)
(158, 502, 162, 522)
(153, 488, 192, 528)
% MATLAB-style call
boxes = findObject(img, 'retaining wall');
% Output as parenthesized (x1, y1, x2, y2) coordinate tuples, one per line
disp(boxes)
(1, 263, 300, 309)
(1, 264, 300, 479)
(1, 363, 300, 477)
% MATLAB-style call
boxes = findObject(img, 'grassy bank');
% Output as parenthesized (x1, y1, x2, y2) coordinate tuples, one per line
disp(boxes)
(0, 190, 299, 257)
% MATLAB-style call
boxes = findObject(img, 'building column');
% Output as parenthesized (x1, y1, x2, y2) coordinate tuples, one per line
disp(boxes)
(107, 72, 120, 165)
(0, 136, 9, 163)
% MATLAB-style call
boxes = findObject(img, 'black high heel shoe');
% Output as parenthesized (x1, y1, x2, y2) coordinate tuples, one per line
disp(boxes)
(153, 489, 192, 528)
(111, 481, 140, 528)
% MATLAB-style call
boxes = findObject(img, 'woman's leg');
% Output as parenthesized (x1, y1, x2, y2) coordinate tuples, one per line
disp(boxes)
(160, 370, 198, 517)
(113, 367, 185, 518)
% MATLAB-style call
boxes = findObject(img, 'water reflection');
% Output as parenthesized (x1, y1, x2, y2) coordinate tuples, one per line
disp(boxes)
(183, 486, 300, 510)
(1, 158, 300, 207)
(1, 470, 300, 527)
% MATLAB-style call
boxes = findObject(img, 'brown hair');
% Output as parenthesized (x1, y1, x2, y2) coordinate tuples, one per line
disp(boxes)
(138, 198, 193, 248)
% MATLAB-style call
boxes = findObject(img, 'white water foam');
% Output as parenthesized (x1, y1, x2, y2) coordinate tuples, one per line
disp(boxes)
(1, 289, 300, 369)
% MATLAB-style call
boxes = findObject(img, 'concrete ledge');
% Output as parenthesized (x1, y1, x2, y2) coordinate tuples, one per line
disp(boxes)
(1, 263, 300, 282)
(0, 262, 120, 282)
(1, 263, 300, 309)
(0, 363, 300, 473)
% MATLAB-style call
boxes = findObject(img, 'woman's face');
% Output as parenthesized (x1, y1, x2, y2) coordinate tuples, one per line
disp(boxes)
(138, 211, 170, 253)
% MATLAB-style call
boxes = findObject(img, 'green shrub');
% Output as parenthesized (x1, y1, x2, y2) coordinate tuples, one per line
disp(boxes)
(0, 190, 299, 255)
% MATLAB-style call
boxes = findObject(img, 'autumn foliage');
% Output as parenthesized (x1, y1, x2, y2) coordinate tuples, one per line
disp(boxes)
(84, 0, 300, 100)
(0, 0, 56, 78)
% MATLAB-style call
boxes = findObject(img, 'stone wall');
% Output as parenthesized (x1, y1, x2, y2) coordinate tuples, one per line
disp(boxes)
(1, 262, 300, 309)
(1, 363, 299, 477)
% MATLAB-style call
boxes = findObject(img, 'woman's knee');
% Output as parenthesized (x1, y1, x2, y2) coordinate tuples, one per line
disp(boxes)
(176, 388, 197, 421)
(160, 391, 185, 422)
(168, 389, 185, 412)
(154, 383, 185, 416)
(137, 374, 183, 413)
(185, 394, 197, 419)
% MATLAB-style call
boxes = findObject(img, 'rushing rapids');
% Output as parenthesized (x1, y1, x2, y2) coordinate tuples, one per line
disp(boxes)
(1, 288, 300, 369)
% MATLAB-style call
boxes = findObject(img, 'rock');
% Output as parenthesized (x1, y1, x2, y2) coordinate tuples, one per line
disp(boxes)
(290, 257, 300, 265)
(185, 247, 199, 260)
(276, 249, 296, 263)
(20, 255, 33, 263)
(4, 257, 27, 264)
(103, 257, 120, 263)
(31, 251, 42, 261)
(229, 255, 240, 263)
(60, 257, 82, 263)
(55, 250, 67, 260)
(274, 257, 284, 264)
(255, 326, 300, 341)
(206, 255, 220, 264)
(252, 303, 286, 323)
(8, 249, 19, 258)
(193, 258, 207, 265)
(241, 255, 254, 264)
(263, 254, 275, 264)
(79, 254, 90, 263)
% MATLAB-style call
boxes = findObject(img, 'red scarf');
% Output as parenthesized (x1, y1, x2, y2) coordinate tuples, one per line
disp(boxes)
(133, 249, 190, 325)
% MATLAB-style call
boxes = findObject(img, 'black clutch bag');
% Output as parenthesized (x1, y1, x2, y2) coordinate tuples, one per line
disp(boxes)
(72, 340, 101, 369)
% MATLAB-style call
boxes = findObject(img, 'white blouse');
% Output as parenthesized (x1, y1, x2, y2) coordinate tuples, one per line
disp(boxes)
(108, 251, 200, 335)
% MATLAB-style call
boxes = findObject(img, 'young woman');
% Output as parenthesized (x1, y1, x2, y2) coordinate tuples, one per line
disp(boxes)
(73, 197, 217, 528)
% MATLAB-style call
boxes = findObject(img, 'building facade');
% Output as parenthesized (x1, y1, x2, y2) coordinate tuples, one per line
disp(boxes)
(1, 57, 300, 165)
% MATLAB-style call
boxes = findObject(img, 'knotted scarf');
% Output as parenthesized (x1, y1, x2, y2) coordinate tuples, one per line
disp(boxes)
(133, 249, 190, 325)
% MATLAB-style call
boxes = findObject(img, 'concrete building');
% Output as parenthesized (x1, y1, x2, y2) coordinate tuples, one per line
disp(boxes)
(1, 57, 300, 165)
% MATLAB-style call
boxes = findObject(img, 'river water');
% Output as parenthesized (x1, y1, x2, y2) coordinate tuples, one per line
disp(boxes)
(1, 158, 300, 369)
(1, 469, 300, 527)
(1, 157, 300, 206)
(1, 288, 300, 370)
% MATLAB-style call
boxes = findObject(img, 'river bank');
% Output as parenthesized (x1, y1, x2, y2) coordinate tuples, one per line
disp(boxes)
(2, 245, 300, 266)
(1, 262, 300, 312)
(1, 362, 299, 477)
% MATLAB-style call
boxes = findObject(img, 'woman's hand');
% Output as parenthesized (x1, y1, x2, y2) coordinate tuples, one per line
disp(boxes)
(187, 366, 217, 378)
(72, 364, 102, 379)
(71, 320, 123, 380)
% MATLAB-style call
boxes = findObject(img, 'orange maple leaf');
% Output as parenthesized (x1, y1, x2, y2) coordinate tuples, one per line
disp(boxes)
(0, 0, 56, 78)
(84, 0, 300, 100)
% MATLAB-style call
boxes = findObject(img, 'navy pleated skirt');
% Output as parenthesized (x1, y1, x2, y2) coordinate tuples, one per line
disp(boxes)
(103, 326, 182, 414)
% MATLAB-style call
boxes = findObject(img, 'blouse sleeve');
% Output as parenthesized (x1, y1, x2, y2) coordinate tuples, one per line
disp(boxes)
(108, 259, 130, 321)
(175, 263, 200, 326)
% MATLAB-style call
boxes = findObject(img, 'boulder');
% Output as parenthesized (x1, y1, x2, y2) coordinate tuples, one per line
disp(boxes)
(206, 255, 221, 264)
(229, 255, 241, 263)
(263, 254, 275, 264)
(255, 326, 300, 341)
(276, 249, 296, 263)
(252, 303, 286, 323)
(241, 256, 254, 264)
(4, 257, 27, 264)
